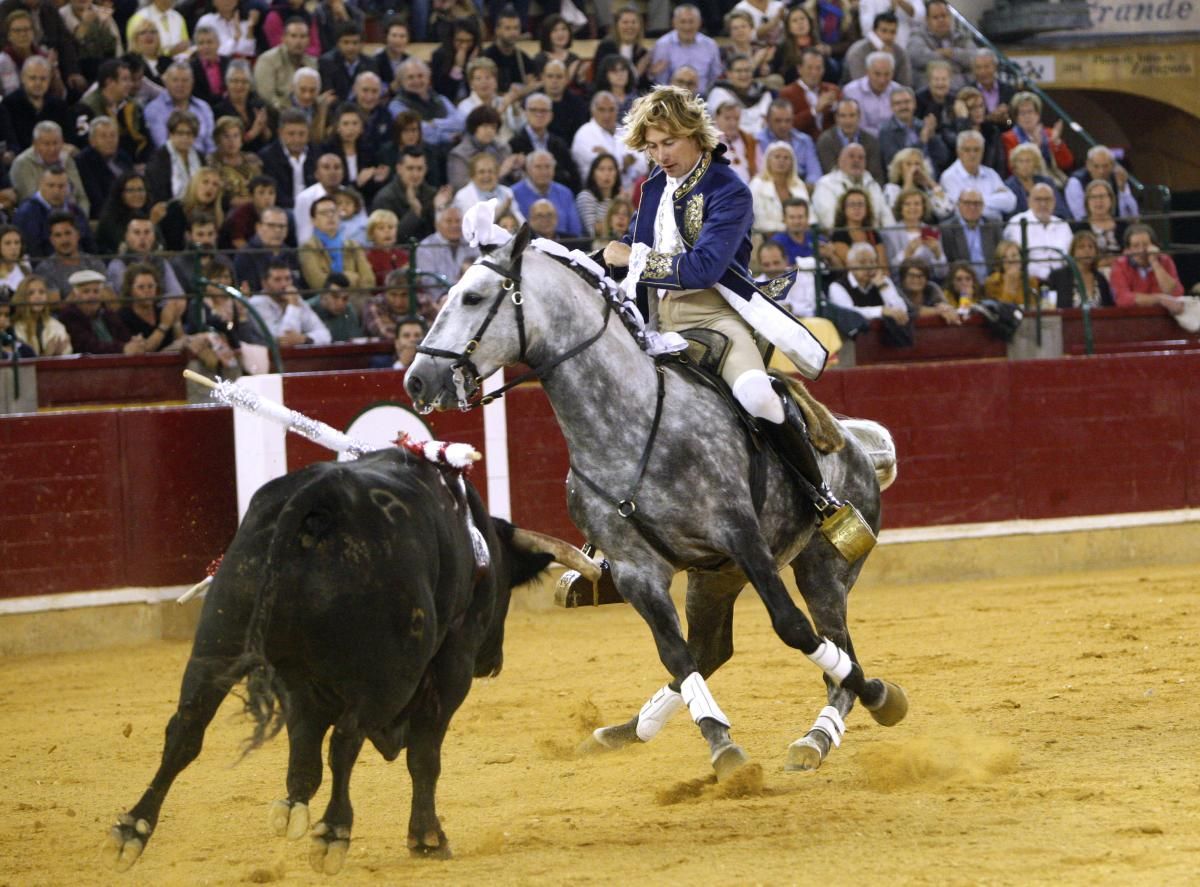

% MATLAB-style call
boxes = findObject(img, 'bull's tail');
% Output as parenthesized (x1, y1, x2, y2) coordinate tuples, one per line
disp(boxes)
(226, 479, 333, 754)
(841, 419, 898, 491)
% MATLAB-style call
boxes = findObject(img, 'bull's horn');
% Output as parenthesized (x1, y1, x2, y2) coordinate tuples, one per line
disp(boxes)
(510, 528, 602, 583)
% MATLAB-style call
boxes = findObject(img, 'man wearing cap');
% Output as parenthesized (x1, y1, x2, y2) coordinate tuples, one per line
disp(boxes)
(58, 269, 145, 355)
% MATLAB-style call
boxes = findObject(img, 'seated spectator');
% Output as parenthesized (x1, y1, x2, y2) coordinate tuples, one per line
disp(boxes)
(939, 130, 1016, 221)
(145, 110, 205, 205)
(772, 6, 836, 84)
(295, 152, 345, 244)
(755, 98, 822, 188)
(249, 259, 331, 346)
(321, 103, 388, 201)
(984, 239, 1038, 306)
(363, 209, 408, 286)
(707, 54, 774, 136)
(831, 187, 888, 271)
(0, 10, 63, 98)
(1064, 145, 1138, 222)
(313, 0, 365, 57)
(125, 0, 189, 57)
(75, 117, 132, 220)
(145, 63, 216, 155)
(713, 101, 757, 185)
(898, 257, 960, 325)
(527, 198, 559, 241)
(59, 268, 141, 354)
(452, 152, 523, 225)
(0, 291, 33, 357)
(281, 67, 328, 142)
(592, 6, 653, 94)
(58, 0, 122, 84)
(298, 194, 373, 292)
(254, 16, 316, 112)
(843, 52, 902, 138)
(334, 186, 367, 244)
(1045, 231, 1114, 309)
(197, 0, 256, 59)
(306, 271, 363, 341)
(448, 104, 515, 192)
(1109, 224, 1185, 312)
(383, 317, 425, 370)
(429, 18, 481, 105)
(234, 204, 296, 291)
(318, 21, 368, 102)
(0, 223, 29, 295)
(125, 19, 169, 88)
(212, 61, 274, 155)
(415, 205, 478, 324)
(70, 59, 151, 165)
(879, 87, 951, 176)
(1000, 91, 1073, 178)
(181, 261, 253, 384)
(167, 210, 222, 295)
(371, 16, 411, 92)
(96, 171, 152, 255)
(906, 0, 974, 91)
(593, 194, 633, 251)
(387, 58, 464, 148)
(574, 153, 620, 240)
(507, 91, 580, 193)
(481, 5, 537, 94)
(539, 59, 589, 146)
(941, 188, 1002, 283)
(648, 4, 723, 94)
(188, 26, 229, 109)
(968, 49, 1014, 127)
(533, 13, 583, 85)
(10, 273, 70, 354)
(14, 165, 92, 258)
(828, 241, 911, 322)
(593, 54, 638, 121)
(751, 142, 810, 236)
(1072, 179, 1126, 270)
(512, 150, 583, 238)
(262, 0, 320, 60)
(159, 166, 224, 252)
(769, 198, 826, 266)
(811, 142, 894, 230)
(362, 267, 413, 339)
(778, 48, 840, 140)
(944, 260, 983, 309)
(816, 99, 885, 182)
(372, 145, 444, 244)
(884, 187, 945, 278)
(257, 108, 317, 210)
(117, 262, 187, 352)
(571, 91, 644, 193)
(32, 211, 104, 299)
(456, 57, 523, 142)
(914, 60, 958, 155)
(348, 71, 393, 150)
(0, 56, 71, 152)
(950, 85, 1004, 173)
(1002, 183, 1071, 281)
(208, 116, 263, 210)
(222, 175, 282, 250)
(106, 214, 184, 295)
(1004, 142, 1069, 220)
(10, 121, 88, 215)
(843, 11, 911, 86)
(884, 146, 953, 220)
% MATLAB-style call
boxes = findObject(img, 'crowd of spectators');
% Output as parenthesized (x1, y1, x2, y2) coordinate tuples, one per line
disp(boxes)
(0, 0, 1192, 373)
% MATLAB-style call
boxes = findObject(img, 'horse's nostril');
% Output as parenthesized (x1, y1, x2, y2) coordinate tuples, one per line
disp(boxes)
(408, 375, 424, 395)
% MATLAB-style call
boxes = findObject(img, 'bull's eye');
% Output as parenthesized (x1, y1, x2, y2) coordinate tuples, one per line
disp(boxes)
(462, 293, 484, 306)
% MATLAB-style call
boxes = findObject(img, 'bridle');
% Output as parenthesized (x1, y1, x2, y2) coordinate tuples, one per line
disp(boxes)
(416, 247, 612, 410)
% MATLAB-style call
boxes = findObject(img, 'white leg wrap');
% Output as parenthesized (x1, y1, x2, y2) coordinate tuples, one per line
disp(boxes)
(810, 705, 846, 748)
(807, 639, 853, 685)
(731, 370, 785, 424)
(680, 672, 731, 728)
(635, 685, 686, 741)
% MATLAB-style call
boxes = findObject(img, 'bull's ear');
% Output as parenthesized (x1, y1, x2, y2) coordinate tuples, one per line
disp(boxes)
(509, 222, 533, 260)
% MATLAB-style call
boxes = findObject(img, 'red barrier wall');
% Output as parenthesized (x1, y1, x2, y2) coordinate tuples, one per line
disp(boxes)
(4, 352, 1199, 599)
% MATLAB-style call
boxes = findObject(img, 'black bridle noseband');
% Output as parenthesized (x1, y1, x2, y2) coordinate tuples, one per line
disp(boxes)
(416, 248, 612, 411)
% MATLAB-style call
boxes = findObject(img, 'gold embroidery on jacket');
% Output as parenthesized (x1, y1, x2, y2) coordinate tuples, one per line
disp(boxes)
(682, 193, 704, 245)
(643, 250, 674, 279)
(760, 274, 791, 299)
(672, 151, 711, 200)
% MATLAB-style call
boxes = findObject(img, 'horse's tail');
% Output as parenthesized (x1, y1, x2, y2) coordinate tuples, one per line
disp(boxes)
(840, 419, 898, 492)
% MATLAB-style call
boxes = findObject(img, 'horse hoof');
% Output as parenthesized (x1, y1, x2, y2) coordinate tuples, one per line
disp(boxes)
(711, 743, 751, 782)
(785, 737, 823, 772)
(101, 814, 149, 872)
(408, 831, 452, 859)
(309, 822, 350, 875)
(269, 800, 309, 840)
(577, 725, 634, 755)
(866, 680, 909, 727)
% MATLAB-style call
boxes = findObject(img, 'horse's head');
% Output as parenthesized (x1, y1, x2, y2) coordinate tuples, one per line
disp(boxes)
(406, 223, 534, 413)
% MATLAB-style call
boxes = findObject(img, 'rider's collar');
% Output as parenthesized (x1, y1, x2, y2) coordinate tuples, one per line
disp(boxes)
(669, 151, 710, 201)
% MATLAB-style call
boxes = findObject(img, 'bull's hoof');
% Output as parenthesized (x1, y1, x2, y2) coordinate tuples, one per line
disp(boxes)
(711, 742, 751, 782)
(785, 736, 824, 772)
(269, 800, 309, 840)
(407, 830, 452, 859)
(865, 680, 909, 727)
(577, 722, 639, 756)
(101, 813, 150, 872)
(309, 822, 350, 875)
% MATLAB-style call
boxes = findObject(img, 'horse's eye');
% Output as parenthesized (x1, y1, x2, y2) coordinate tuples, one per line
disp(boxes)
(462, 293, 484, 306)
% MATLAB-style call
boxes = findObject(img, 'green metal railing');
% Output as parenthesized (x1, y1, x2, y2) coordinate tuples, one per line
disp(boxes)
(190, 278, 287, 374)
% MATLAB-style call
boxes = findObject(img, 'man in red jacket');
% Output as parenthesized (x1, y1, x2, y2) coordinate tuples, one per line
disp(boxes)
(1109, 224, 1185, 315)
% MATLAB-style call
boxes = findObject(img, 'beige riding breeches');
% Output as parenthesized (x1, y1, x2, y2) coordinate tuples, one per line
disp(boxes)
(656, 287, 766, 386)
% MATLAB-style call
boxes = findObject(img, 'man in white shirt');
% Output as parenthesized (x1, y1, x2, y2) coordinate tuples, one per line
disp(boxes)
(859, 0, 926, 50)
(196, 0, 256, 58)
(811, 143, 895, 229)
(1002, 183, 1072, 281)
(939, 130, 1016, 221)
(841, 52, 902, 137)
(828, 242, 911, 322)
(294, 153, 345, 245)
(249, 261, 332, 346)
(570, 91, 644, 190)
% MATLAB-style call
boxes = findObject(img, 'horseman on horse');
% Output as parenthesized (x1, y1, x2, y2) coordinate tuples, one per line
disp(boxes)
(604, 85, 872, 558)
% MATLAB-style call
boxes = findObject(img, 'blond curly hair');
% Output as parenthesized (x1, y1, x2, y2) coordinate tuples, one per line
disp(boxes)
(622, 85, 720, 154)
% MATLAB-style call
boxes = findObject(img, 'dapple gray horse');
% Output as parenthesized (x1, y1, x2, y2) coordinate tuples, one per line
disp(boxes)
(405, 226, 908, 777)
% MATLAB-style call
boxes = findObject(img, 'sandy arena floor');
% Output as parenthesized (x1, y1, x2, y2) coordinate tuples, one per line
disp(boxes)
(1, 563, 1198, 886)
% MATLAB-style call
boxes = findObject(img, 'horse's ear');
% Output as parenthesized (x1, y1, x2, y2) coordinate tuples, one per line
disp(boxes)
(509, 222, 533, 260)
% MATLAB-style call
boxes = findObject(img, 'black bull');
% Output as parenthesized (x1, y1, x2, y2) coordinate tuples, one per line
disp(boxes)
(104, 449, 578, 874)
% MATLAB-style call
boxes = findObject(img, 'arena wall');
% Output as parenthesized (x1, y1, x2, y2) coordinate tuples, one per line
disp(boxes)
(3, 352, 1199, 606)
